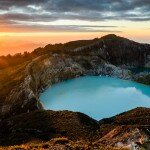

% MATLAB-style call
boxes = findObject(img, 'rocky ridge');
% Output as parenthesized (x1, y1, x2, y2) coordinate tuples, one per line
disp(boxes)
(0, 34, 150, 149)
(0, 107, 150, 149)
(1, 34, 150, 119)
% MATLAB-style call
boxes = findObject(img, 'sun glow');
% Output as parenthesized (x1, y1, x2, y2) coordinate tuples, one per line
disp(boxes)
(0, 0, 150, 56)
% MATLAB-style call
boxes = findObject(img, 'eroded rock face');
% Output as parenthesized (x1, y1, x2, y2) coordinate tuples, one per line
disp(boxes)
(95, 107, 150, 148)
(0, 34, 150, 119)
(0, 55, 131, 118)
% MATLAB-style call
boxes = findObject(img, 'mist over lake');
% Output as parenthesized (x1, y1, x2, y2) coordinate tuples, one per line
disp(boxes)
(40, 76, 150, 120)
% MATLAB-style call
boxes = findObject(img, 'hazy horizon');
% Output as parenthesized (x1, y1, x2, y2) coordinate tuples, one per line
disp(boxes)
(0, 33, 150, 56)
(0, 0, 150, 56)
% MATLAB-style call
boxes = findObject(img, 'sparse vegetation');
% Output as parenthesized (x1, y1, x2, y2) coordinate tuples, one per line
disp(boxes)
(0, 35, 149, 149)
(0, 137, 130, 150)
(0, 108, 149, 149)
(135, 74, 150, 85)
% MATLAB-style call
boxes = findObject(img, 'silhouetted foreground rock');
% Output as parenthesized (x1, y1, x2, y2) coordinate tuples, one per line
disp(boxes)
(0, 107, 150, 149)
(0, 110, 100, 146)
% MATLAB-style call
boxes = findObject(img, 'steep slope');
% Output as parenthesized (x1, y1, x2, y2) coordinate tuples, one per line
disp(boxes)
(0, 107, 149, 149)
(0, 110, 100, 146)
(96, 107, 150, 147)
(101, 34, 150, 67)
(0, 34, 149, 119)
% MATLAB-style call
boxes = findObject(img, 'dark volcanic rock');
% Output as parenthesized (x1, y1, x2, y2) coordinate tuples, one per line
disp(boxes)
(0, 107, 150, 148)
(101, 34, 150, 67)
(0, 110, 100, 146)
(1, 34, 150, 119)
(0, 35, 149, 149)
(97, 107, 150, 146)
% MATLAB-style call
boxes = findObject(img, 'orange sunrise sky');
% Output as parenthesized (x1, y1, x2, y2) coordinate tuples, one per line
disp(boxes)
(0, 0, 150, 56)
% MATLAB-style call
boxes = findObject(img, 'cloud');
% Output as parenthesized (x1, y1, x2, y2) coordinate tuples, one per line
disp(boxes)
(0, 0, 149, 12)
(0, 22, 122, 32)
(0, 0, 149, 32)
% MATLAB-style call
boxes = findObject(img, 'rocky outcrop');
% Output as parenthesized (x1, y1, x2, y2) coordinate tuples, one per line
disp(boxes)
(0, 34, 149, 119)
(101, 34, 150, 67)
(0, 33, 150, 148)
(0, 110, 100, 146)
(0, 107, 150, 149)
(96, 107, 150, 148)
(133, 72, 150, 85)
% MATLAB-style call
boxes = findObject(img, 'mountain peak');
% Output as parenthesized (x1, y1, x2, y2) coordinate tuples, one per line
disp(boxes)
(101, 34, 118, 39)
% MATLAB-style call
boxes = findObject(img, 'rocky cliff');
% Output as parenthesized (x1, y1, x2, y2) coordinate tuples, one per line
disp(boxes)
(1, 34, 149, 119)
(0, 34, 150, 149)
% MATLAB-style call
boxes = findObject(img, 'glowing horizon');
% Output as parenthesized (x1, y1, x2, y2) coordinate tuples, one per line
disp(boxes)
(0, 0, 150, 56)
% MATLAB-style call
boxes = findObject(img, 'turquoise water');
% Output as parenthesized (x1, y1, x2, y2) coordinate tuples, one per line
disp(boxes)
(40, 76, 150, 120)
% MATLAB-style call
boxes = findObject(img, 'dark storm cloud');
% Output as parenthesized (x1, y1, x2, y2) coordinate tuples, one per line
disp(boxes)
(0, 0, 47, 10)
(0, 0, 149, 31)
(0, 0, 149, 12)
